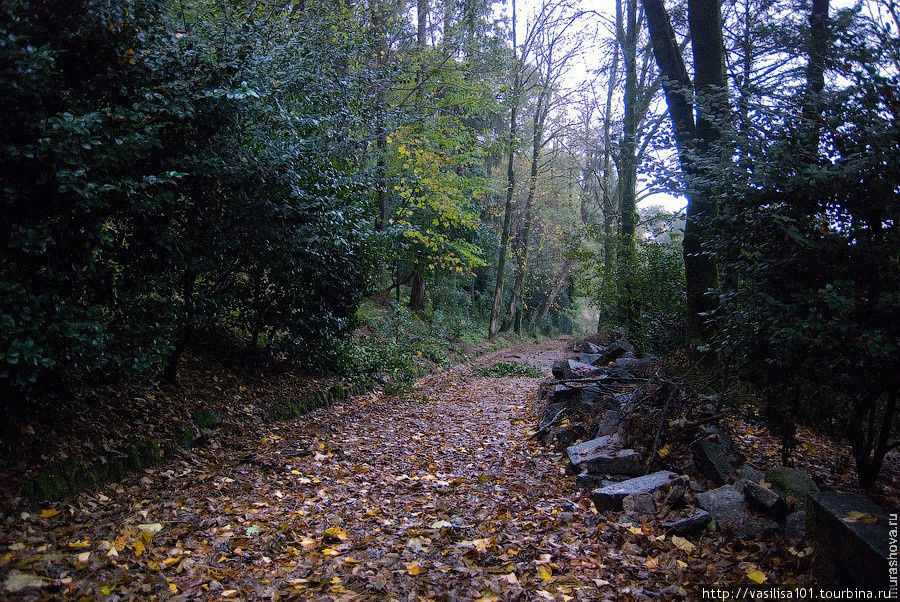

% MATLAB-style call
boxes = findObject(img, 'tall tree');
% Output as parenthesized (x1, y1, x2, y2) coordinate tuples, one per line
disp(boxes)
(488, 0, 519, 338)
(642, 0, 728, 342)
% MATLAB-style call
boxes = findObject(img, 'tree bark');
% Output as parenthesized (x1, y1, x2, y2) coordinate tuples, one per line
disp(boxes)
(642, 0, 725, 342)
(409, 271, 426, 312)
(616, 0, 640, 340)
(489, 0, 518, 339)
(802, 0, 829, 158)
(504, 62, 550, 334)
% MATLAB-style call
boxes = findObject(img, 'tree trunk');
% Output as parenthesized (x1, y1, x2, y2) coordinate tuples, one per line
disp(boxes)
(643, 0, 725, 343)
(409, 271, 426, 312)
(537, 258, 574, 325)
(802, 0, 829, 158)
(616, 0, 640, 340)
(489, 0, 518, 339)
(504, 74, 548, 334)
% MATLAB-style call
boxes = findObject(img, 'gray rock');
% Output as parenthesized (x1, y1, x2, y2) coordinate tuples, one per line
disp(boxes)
(596, 409, 622, 437)
(567, 435, 644, 476)
(551, 359, 567, 379)
(736, 479, 788, 519)
(696, 485, 779, 539)
(662, 510, 713, 535)
(568, 434, 621, 465)
(622, 493, 656, 516)
(585, 342, 604, 354)
(807, 491, 891, 586)
(575, 353, 604, 366)
(575, 471, 607, 489)
(548, 384, 580, 405)
(563, 359, 604, 379)
(696, 440, 736, 485)
(578, 385, 606, 411)
(601, 340, 635, 363)
(785, 510, 806, 542)
(611, 392, 635, 410)
(612, 356, 652, 375)
(766, 466, 819, 502)
(540, 402, 567, 427)
(738, 465, 765, 483)
(701, 425, 742, 464)
(590, 471, 678, 511)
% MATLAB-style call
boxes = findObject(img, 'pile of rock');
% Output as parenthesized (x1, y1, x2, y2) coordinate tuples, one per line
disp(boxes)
(537, 339, 895, 587)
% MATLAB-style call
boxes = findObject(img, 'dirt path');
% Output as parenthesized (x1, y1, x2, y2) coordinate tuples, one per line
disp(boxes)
(2, 338, 756, 600)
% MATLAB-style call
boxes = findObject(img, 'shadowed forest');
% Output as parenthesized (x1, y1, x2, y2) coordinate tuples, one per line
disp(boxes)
(1, 0, 898, 598)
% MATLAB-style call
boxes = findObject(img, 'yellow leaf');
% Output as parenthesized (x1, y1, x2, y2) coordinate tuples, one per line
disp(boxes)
(429, 520, 453, 529)
(538, 564, 553, 583)
(747, 568, 766, 584)
(645, 556, 659, 569)
(657, 444, 671, 458)
(671, 535, 697, 554)
(132, 540, 145, 557)
(676, 559, 688, 568)
(169, 583, 178, 593)
(627, 525, 643, 535)
(406, 561, 421, 576)
(39, 508, 60, 519)
(843, 511, 878, 524)
(163, 557, 181, 566)
(68, 539, 90, 549)
(322, 548, 340, 557)
(324, 526, 348, 542)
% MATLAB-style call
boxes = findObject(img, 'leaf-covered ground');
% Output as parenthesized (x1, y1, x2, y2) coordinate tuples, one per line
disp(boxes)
(1, 340, 810, 600)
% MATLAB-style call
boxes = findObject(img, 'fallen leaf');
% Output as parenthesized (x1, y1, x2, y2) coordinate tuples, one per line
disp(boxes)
(747, 568, 766, 584)
(406, 560, 421, 575)
(38, 509, 59, 519)
(538, 564, 553, 583)
(4, 570, 47, 592)
(324, 526, 348, 542)
(671, 535, 697, 554)
(429, 520, 453, 529)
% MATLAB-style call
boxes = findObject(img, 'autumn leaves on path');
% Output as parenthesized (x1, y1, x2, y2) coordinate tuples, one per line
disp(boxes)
(4, 340, 683, 599)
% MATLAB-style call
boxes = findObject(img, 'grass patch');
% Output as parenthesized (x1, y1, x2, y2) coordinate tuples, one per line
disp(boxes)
(475, 361, 543, 378)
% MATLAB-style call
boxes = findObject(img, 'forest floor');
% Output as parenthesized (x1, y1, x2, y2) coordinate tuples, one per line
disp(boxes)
(1, 338, 826, 600)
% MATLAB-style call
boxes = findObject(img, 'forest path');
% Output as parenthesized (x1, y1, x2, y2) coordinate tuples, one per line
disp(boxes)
(3, 338, 673, 600)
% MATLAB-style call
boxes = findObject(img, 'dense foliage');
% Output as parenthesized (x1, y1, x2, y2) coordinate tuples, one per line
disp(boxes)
(1, 0, 369, 390)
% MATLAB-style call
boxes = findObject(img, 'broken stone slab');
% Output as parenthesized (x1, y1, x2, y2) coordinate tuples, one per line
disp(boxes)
(622, 493, 656, 516)
(596, 409, 622, 437)
(807, 491, 891, 586)
(551, 359, 567, 379)
(701, 425, 742, 464)
(578, 385, 606, 411)
(738, 465, 765, 484)
(599, 340, 635, 363)
(613, 356, 652, 374)
(575, 353, 604, 366)
(695, 440, 736, 485)
(696, 485, 779, 539)
(562, 359, 605, 379)
(785, 510, 806, 541)
(548, 385, 581, 405)
(766, 466, 819, 502)
(662, 509, 713, 535)
(590, 471, 678, 511)
(611, 392, 634, 410)
(566, 435, 645, 476)
(736, 479, 788, 519)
